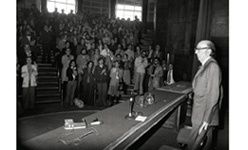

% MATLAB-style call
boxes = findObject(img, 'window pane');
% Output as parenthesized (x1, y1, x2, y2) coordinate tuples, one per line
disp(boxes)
(134, 6, 142, 11)
(116, 4, 125, 10)
(47, 0, 76, 14)
(67, 0, 75, 4)
(55, 3, 66, 13)
(55, 0, 65, 3)
(67, 5, 75, 14)
(124, 11, 134, 20)
(116, 10, 123, 18)
(47, 1, 55, 13)
(134, 12, 142, 20)
(124, 5, 134, 10)
(115, 3, 142, 21)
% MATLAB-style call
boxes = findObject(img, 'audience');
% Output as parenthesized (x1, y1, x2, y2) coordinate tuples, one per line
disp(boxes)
(17, 7, 172, 108)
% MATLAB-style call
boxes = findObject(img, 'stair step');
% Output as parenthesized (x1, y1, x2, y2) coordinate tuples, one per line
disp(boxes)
(38, 67, 57, 72)
(36, 86, 59, 91)
(37, 81, 59, 85)
(38, 72, 57, 76)
(36, 98, 61, 104)
(36, 90, 61, 97)
(38, 77, 58, 82)
(37, 63, 53, 67)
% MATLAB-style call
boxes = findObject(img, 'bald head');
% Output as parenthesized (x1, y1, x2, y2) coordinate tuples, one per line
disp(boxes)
(197, 40, 215, 53)
(195, 40, 215, 64)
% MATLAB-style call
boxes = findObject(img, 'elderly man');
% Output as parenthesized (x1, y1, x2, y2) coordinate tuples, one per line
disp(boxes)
(188, 40, 222, 149)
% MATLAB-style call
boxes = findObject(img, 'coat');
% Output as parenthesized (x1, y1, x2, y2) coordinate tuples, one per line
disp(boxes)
(148, 65, 163, 90)
(192, 57, 222, 126)
(21, 64, 38, 87)
(61, 54, 74, 82)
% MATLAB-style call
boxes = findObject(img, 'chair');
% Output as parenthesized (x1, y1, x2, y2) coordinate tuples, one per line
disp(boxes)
(158, 126, 209, 150)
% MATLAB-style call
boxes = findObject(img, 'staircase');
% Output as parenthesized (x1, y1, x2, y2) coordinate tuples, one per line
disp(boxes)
(36, 55, 62, 104)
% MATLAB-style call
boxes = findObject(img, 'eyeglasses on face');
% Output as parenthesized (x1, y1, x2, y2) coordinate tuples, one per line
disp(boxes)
(194, 47, 210, 51)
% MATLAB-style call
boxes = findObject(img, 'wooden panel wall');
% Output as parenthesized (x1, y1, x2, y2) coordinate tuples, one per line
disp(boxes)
(80, 0, 110, 16)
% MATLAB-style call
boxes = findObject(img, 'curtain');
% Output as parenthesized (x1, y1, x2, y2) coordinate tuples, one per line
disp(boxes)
(191, 0, 213, 79)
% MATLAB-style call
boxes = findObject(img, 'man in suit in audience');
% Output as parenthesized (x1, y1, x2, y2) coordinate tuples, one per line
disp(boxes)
(188, 40, 222, 150)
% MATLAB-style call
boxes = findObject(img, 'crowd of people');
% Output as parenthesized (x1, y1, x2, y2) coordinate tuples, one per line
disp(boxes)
(17, 6, 174, 109)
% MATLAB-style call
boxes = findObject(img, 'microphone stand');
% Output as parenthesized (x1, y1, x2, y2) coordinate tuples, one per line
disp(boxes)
(125, 94, 143, 120)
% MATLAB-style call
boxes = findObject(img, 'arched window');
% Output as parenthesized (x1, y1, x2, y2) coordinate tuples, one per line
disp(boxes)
(47, 0, 76, 14)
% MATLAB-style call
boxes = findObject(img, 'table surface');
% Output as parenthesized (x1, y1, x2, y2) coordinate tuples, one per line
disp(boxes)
(23, 90, 186, 150)
(157, 81, 192, 94)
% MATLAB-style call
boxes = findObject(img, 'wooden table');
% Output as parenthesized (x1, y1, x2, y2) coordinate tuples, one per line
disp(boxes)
(157, 81, 192, 94)
(157, 81, 193, 129)
(22, 90, 187, 150)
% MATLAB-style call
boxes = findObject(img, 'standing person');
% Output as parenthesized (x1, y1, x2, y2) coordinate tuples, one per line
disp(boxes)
(188, 40, 222, 150)
(125, 44, 134, 62)
(134, 51, 148, 95)
(166, 64, 175, 85)
(148, 58, 163, 91)
(64, 60, 78, 107)
(122, 53, 131, 94)
(21, 57, 38, 110)
(92, 48, 101, 69)
(108, 61, 123, 105)
(40, 24, 52, 63)
(153, 44, 162, 59)
(81, 61, 95, 106)
(115, 44, 124, 57)
(147, 45, 154, 63)
(94, 57, 109, 107)
(61, 48, 74, 98)
(76, 48, 90, 97)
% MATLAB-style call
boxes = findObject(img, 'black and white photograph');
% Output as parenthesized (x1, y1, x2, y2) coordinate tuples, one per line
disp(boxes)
(2, 0, 240, 149)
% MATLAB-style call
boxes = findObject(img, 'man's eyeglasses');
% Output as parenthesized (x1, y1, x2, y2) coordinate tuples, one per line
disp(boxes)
(194, 47, 210, 51)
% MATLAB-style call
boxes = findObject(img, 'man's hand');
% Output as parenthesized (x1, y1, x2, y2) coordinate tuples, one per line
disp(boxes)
(101, 69, 106, 75)
(198, 122, 208, 134)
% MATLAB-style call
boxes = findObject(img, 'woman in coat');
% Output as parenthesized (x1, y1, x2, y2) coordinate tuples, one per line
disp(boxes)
(108, 61, 123, 105)
(81, 61, 95, 106)
(148, 58, 163, 91)
(21, 57, 38, 110)
(64, 60, 78, 107)
(61, 47, 74, 98)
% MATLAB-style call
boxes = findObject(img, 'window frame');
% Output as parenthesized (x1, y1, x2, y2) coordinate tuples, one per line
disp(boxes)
(47, 0, 76, 14)
(115, 3, 142, 21)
